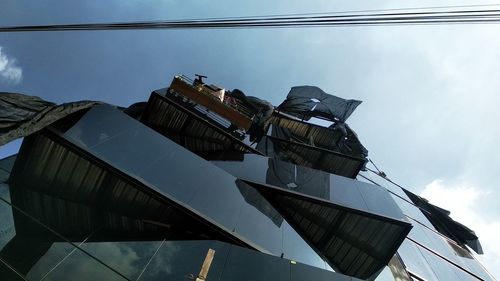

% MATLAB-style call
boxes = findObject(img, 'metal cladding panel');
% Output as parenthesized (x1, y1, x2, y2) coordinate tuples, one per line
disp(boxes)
(257, 135, 363, 178)
(245, 180, 412, 280)
(141, 92, 258, 159)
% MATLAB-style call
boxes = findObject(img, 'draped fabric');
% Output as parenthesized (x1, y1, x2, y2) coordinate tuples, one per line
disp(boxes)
(0, 92, 99, 145)
(277, 86, 362, 122)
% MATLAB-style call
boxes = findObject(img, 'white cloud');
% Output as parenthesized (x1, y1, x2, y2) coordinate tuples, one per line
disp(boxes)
(0, 47, 22, 84)
(421, 179, 500, 279)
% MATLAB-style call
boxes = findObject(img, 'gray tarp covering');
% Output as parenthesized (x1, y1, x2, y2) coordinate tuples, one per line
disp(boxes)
(277, 86, 362, 122)
(0, 92, 99, 145)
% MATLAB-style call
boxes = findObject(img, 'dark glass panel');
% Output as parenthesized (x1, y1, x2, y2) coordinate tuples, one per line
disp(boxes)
(0, 155, 17, 174)
(329, 175, 366, 210)
(79, 240, 163, 281)
(354, 180, 405, 219)
(220, 245, 290, 281)
(0, 259, 25, 281)
(42, 249, 128, 281)
(60, 105, 331, 272)
(0, 198, 77, 281)
(214, 154, 407, 222)
(233, 180, 283, 255)
(283, 222, 328, 270)
(138, 240, 230, 281)
(291, 262, 351, 281)
(391, 195, 436, 230)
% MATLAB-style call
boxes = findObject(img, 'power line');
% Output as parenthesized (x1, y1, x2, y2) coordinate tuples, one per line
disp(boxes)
(3, 8, 500, 32)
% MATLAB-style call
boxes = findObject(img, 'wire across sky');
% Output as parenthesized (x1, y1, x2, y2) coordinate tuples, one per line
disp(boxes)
(2, 5, 500, 32)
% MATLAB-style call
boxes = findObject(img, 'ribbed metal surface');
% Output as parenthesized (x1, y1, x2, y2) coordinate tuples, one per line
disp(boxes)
(141, 93, 258, 158)
(269, 114, 366, 159)
(9, 132, 238, 243)
(249, 181, 411, 280)
(257, 136, 363, 179)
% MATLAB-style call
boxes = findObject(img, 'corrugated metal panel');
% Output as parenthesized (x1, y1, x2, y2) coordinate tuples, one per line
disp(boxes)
(247, 180, 412, 280)
(257, 136, 363, 179)
(269, 114, 366, 159)
(141, 93, 261, 159)
(8, 131, 245, 244)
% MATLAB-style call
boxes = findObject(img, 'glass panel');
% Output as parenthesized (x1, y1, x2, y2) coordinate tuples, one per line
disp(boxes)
(459, 256, 495, 281)
(283, 222, 328, 270)
(42, 248, 128, 281)
(391, 195, 435, 229)
(329, 174, 367, 211)
(138, 240, 230, 281)
(357, 171, 409, 199)
(408, 221, 493, 281)
(375, 266, 397, 281)
(61, 105, 331, 272)
(355, 180, 405, 219)
(0, 183, 12, 204)
(0, 198, 77, 281)
(214, 154, 407, 222)
(291, 262, 351, 281)
(220, 245, 290, 281)
(233, 180, 283, 255)
(0, 258, 25, 281)
(397, 240, 438, 281)
(79, 240, 163, 281)
(419, 248, 469, 281)
(0, 153, 18, 173)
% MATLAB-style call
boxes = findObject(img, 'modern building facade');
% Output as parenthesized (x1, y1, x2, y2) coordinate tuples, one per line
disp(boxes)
(0, 75, 495, 280)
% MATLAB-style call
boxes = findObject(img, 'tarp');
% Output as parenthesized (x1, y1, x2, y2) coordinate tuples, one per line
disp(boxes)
(403, 189, 483, 254)
(277, 86, 362, 122)
(0, 92, 99, 145)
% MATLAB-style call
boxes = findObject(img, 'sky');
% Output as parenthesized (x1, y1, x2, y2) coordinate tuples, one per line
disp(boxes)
(1, 0, 500, 279)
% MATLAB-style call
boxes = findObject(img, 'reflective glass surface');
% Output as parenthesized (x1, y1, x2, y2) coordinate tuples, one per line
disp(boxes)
(61, 105, 329, 271)
(375, 266, 399, 281)
(290, 262, 351, 281)
(221, 245, 290, 281)
(397, 240, 438, 281)
(419, 248, 470, 281)
(138, 240, 231, 281)
(42, 249, 128, 281)
(391, 195, 436, 229)
(213, 154, 406, 222)
(282, 222, 328, 270)
(0, 197, 78, 281)
(79, 240, 163, 281)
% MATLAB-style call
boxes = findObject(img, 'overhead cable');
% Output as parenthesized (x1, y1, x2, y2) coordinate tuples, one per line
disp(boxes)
(3, 8, 500, 32)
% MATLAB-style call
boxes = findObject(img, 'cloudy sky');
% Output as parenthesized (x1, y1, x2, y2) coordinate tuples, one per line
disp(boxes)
(1, 0, 500, 279)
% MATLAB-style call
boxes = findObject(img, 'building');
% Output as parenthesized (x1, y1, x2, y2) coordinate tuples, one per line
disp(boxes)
(0, 75, 495, 280)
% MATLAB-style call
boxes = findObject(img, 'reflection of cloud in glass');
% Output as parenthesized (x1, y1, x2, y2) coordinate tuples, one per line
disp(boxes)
(143, 241, 181, 277)
(42, 241, 162, 281)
